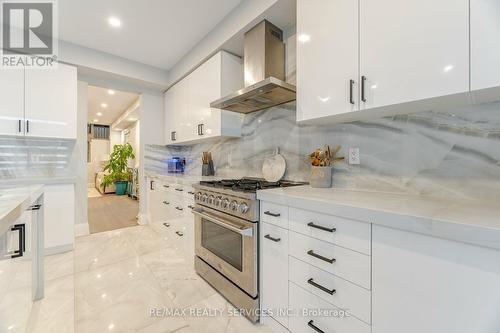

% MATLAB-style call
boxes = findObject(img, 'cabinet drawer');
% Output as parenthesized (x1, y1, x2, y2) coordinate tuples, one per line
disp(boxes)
(260, 202, 288, 228)
(289, 207, 371, 255)
(289, 256, 371, 324)
(261, 222, 289, 328)
(289, 231, 371, 289)
(289, 282, 370, 333)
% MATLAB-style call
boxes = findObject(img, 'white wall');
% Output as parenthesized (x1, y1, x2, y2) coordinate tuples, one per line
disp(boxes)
(75, 81, 89, 236)
(138, 94, 164, 224)
(59, 40, 169, 91)
(124, 121, 140, 169)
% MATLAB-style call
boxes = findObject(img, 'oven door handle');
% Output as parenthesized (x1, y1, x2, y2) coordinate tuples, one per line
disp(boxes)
(192, 209, 253, 237)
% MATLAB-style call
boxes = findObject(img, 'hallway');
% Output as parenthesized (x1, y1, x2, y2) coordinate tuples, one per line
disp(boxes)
(88, 195, 139, 233)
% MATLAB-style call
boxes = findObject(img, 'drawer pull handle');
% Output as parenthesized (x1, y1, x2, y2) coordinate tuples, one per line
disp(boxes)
(264, 234, 281, 242)
(175, 188, 183, 192)
(175, 206, 183, 211)
(175, 231, 184, 237)
(308, 320, 325, 333)
(163, 222, 170, 227)
(264, 211, 280, 217)
(188, 191, 195, 195)
(307, 250, 336, 264)
(163, 185, 170, 188)
(163, 201, 170, 205)
(307, 278, 336, 295)
(188, 205, 194, 209)
(307, 222, 336, 233)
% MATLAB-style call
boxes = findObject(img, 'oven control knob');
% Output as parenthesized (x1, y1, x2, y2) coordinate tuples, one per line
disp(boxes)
(208, 195, 215, 204)
(222, 198, 230, 208)
(239, 202, 249, 214)
(195, 192, 202, 201)
(201, 193, 208, 202)
(229, 200, 239, 211)
(215, 196, 223, 207)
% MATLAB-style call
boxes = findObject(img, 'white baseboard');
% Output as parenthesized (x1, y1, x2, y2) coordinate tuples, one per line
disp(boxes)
(45, 244, 73, 256)
(75, 222, 90, 236)
(138, 213, 149, 225)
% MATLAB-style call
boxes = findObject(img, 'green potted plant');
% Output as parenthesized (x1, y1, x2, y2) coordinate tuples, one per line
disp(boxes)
(102, 143, 135, 195)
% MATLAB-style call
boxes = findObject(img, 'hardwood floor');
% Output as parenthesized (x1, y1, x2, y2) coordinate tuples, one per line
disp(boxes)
(88, 194, 139, 234)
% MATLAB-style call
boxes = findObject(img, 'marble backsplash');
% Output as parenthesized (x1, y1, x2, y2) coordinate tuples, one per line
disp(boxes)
(145, 101, 500, 201)
(0, 136, 75, 180)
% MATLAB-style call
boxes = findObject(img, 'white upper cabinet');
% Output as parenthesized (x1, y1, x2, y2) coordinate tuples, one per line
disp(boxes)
(471, 0, 500, 91)
(164, 51, 243, 145)
(359, 0, 469, 110)
(297, 0, 359, 122)
(0, 67, 25, 136)
(25, 63, 77, 139)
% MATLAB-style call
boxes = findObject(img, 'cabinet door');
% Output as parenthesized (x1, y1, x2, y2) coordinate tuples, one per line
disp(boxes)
(261, 222, 289, 328)
(471, 0, 500, 90)
(25, 64, 77, 139)
(0, 67, 25, 136)
(360, 0, 469, 110)
(190, 52, 221, 139)
(164, 88, 175, 144)
(175, 78, 190, 142)
(297, 0, 359, 121)
(372, 225, 500, 333)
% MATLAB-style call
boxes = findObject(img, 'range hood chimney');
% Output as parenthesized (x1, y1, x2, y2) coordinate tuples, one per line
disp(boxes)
(210, 20, 296, 114)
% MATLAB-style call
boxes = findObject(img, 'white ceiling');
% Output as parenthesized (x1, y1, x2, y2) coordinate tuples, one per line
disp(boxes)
(59, 0, 243, 70)
(88, 86, 139, 125)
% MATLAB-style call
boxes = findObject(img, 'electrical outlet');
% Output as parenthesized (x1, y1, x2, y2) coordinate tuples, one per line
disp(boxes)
(348, 148, 360, 165)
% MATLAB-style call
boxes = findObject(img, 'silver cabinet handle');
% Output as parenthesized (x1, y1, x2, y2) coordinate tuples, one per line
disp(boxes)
(162, 201, 170, 205)
(163, 222, 170, 227)
(307, 250, 335, 264)
(349, 79, 355, 105)
(361, 75, 367, 102)
(307, 222, 336, 233)
(175, 206, 183, 211)
(264, 234, 281, 242)
(264, 211, 280, 217)
(175, 188, 183, 192)
(175, 231, 184, 237)
(192, 209, 253, 237)
(307, 278, 336, 295)
(308, 320, 325, 333)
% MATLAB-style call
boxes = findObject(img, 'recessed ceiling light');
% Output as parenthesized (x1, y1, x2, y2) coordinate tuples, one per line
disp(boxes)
(108, 16, 121, 28)
(101, 103, 108, 108)
(96, 112, 103, 116)
(107, 89, 115, 95)
(94, 119, 99, 122)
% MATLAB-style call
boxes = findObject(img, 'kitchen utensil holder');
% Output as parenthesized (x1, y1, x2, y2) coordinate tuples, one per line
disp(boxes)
(202, 161, 215, 176)
(310, 166, 332, 188)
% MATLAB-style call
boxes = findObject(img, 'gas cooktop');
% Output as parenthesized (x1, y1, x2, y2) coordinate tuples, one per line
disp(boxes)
(199, 178, 307, 193)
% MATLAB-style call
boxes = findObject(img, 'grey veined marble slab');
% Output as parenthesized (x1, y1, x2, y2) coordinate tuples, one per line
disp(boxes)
(146, 101, 500, 203)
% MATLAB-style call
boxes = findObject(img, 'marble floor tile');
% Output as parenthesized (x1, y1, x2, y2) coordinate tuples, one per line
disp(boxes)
(126, 225, 171, 255)
(26, 274, 74, 333)
(45, 251, 74, 281)
(74, 229, 137, 272)
(182, 293, 231, 333)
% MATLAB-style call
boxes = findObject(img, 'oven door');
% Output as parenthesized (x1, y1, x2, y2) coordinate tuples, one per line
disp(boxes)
(193, 205, 258, 297)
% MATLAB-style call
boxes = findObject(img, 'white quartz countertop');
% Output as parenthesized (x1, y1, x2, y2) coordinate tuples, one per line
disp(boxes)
(257, 186, 500, 250)
(0, 185, 44, 232)
(0, 176, 76, 187)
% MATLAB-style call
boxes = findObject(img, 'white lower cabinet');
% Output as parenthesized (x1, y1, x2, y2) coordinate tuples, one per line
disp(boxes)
(260, 200, 372, 332)
(289, 256, 371, 324)
(43, 184, 74, 251)
(288, 231, 371, 289)
(261, 222, 289, 328)
(147, 177, 195, 263)
(372, 225, 500, 333)
(289, 282, 371, 333)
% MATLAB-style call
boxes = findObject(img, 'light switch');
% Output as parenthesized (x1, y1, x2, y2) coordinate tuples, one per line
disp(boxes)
(348, 148, 360, 165)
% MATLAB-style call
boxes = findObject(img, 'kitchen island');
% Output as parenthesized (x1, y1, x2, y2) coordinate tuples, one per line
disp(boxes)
(0, 185, 45, 332)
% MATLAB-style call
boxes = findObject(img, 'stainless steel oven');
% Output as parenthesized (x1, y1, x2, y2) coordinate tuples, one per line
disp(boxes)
(193, 204, 257, 297)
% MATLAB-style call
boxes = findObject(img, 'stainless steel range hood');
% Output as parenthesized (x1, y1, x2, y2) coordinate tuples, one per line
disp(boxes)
(210, 20, 296, 114)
